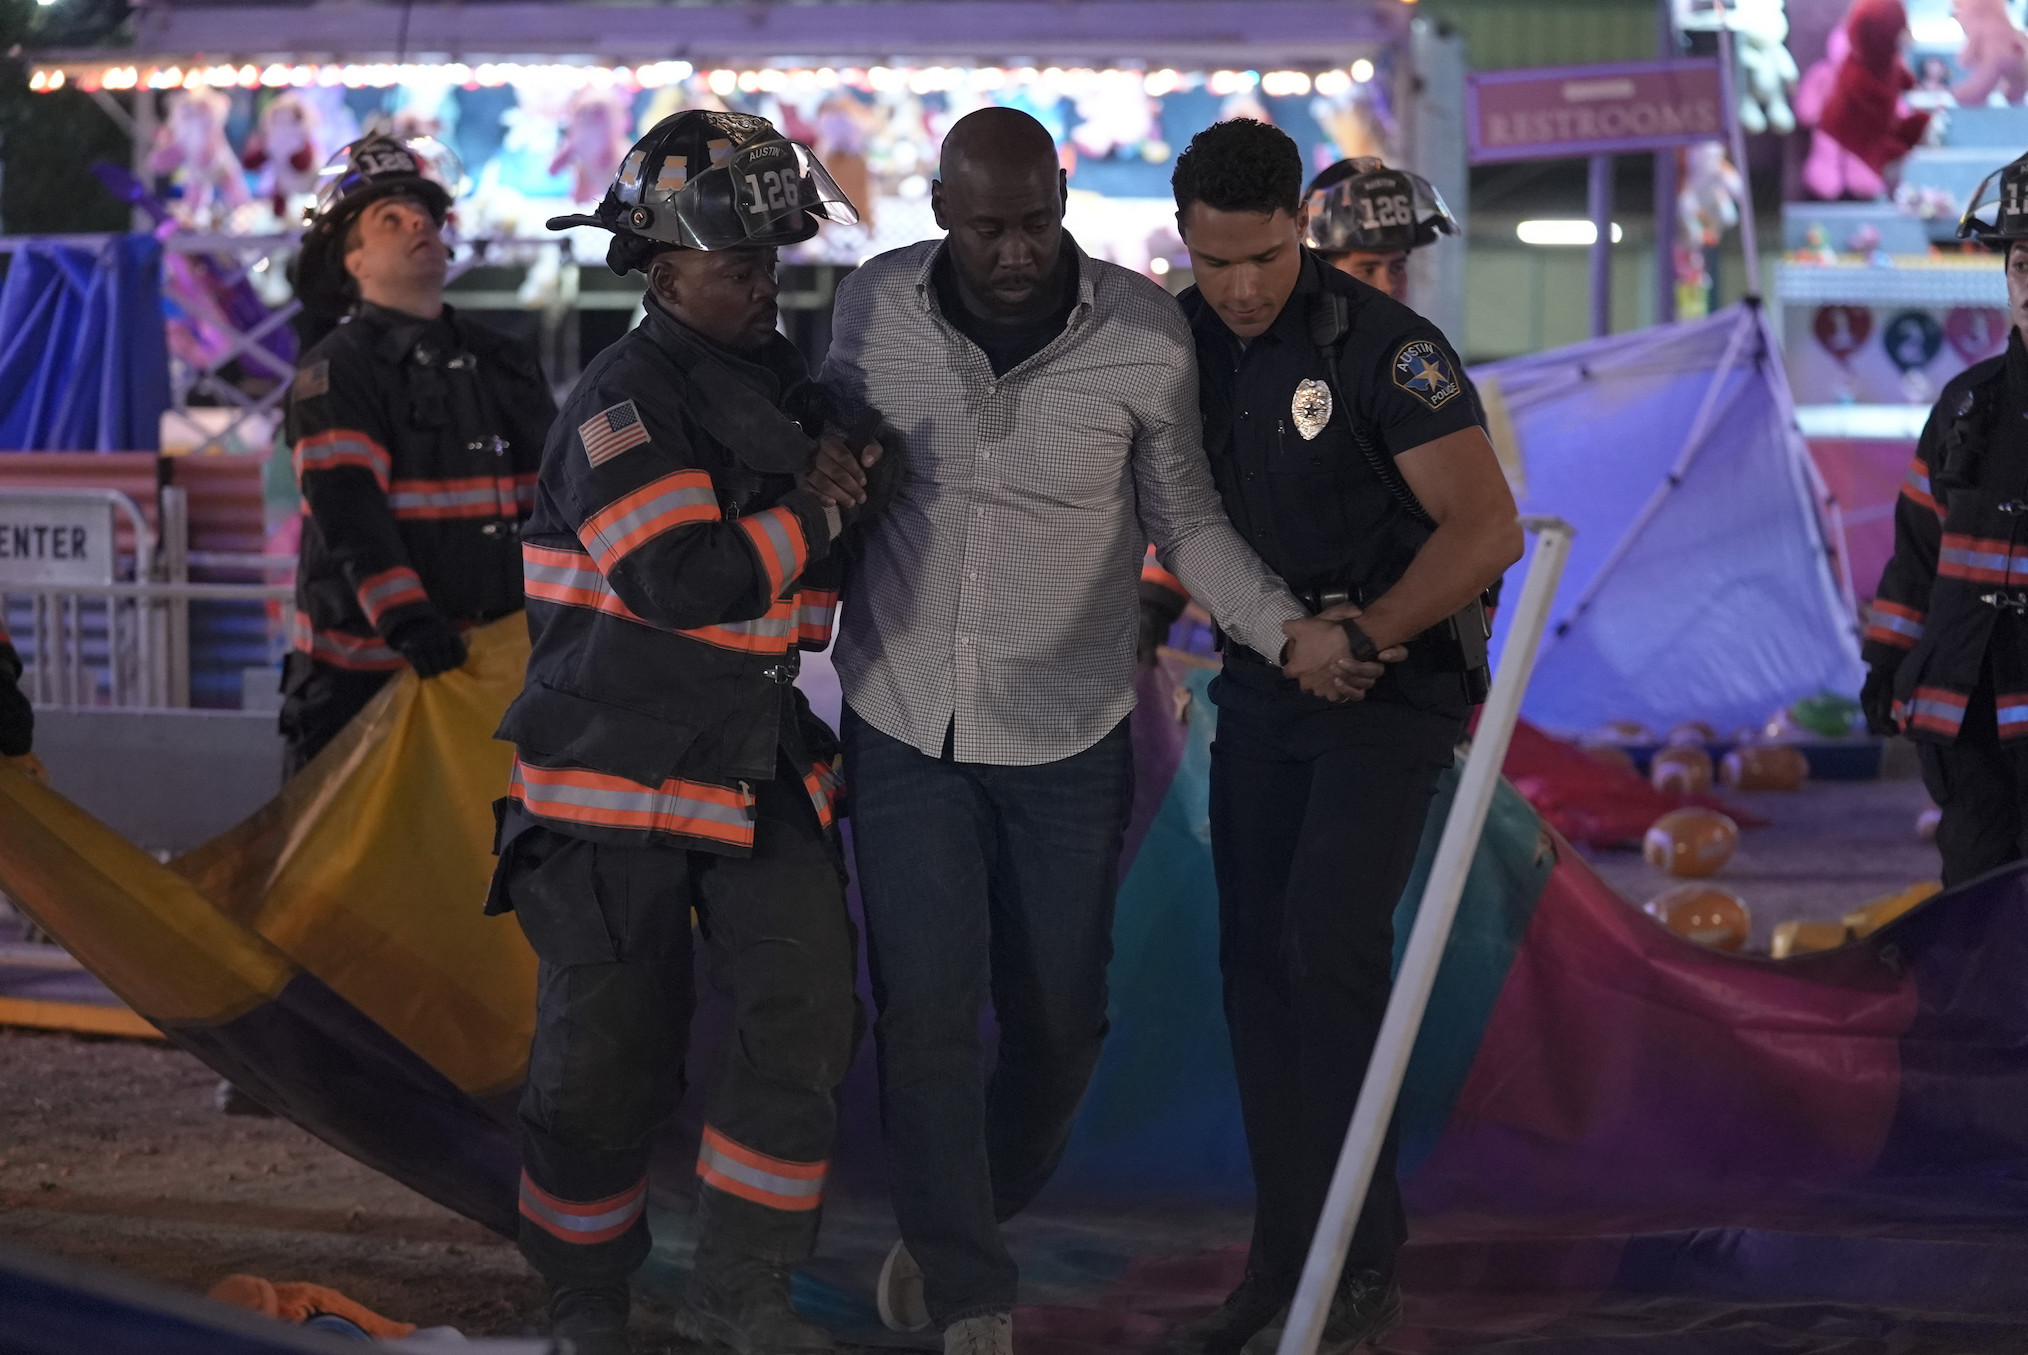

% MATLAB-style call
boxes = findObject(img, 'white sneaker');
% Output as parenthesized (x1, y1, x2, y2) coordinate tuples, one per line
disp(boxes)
(877, 1239, 932, 1332)
(943, 1311, 1012, 1355)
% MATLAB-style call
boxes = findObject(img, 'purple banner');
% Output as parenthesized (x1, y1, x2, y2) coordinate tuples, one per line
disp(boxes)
(1468, 59, 1726, 163)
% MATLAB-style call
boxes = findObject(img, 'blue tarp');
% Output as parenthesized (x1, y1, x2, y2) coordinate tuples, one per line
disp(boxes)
(0, 236, 170, 452)
(1478, 303, 1864, 738)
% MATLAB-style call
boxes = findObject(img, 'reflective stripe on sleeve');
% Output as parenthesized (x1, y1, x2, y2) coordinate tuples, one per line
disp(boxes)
(355, 566, 429, 629)
(1901, 458, 1937, 517)
(736, 506, 808, 599)
(802, 759, 844, 829)
(1862, 599, 1924, 650)
(517, 1172, 647, 1246)
(509, 757, 753, 846)
(522, 544, 796, 653)
(295, 430, 392, 489)
(1938, 534, 2028, 585)
(1999, 694, 2028, 739)
(795, 589, 839, 648)
(1906, 685, 1970, 737)
(578, 470, 720, 573)
(695, 1125, 826, 1212)
(289, 611, 406, 671)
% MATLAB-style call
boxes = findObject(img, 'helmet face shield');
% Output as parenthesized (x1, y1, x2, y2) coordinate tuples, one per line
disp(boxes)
(312, 134, 461, 221)
(1959, 154, 2028, 247)
(674, 140, 861, 250)
(1305, 165, 1457, 255)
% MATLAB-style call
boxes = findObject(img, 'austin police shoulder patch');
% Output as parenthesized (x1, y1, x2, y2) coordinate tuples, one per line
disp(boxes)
(1291, 378, 1332, 440)
(291, 360, 329, 403)
(1391, 339, 1461, 410)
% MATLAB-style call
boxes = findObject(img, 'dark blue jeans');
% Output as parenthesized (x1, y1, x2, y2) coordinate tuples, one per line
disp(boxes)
(841, 705, 1134, 1325)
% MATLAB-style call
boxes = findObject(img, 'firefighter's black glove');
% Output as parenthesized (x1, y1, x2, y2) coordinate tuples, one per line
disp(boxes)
(391, 614, 469, 679)
(1861, 665, 1901, 737)
(0, 678, 32, 758)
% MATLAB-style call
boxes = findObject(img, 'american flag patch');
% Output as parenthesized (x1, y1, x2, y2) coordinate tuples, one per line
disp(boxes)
(579, 400, 651, 467)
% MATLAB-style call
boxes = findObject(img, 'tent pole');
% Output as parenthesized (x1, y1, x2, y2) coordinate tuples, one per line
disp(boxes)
(1654, 0, 1678, 325)
(1713, 0, 1763, 299)
(1589, 155, 1613, 338)
(1273, 517, 1576, 1355)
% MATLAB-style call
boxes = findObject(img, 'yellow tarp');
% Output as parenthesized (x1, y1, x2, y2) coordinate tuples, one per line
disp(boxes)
(0, 618, 536, 1096)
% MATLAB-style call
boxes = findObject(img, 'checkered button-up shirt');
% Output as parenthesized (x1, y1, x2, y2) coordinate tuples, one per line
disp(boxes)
(821, 238, 1307, 766)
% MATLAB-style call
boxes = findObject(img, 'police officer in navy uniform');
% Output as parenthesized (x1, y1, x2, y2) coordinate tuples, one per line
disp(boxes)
(486, 111, 882, 1355)
(1862, 151, 2028, 884)
(1164, 120, 1523, 1355)
(281, 134, 554, 773)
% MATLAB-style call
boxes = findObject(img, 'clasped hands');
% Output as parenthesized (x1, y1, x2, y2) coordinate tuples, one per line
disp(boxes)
(800, 432, 884, 510)
(1282, 604, 1406, 703)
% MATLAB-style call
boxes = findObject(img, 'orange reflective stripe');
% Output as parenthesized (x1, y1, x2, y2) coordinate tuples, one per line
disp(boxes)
(355, 566, 428, 628)
(695, 1125, 826, 1212)
(517, 1172, 647, 1246)
(387, 475, 526, 520)
(1907, 686, 1969, 737)
(1862, 599, 1924, 650)
(523, 544, 795, 653)
(1901, 458, 1937, 516)
(578, 471, 719, 573)
(509, 758, 753, 845)
(736, 506, 807, 598)
(1938, 534, 2028, 585)
(795, 588, 839, 647)
(802, 760, 844, 829)
(289, 611, 405, 671)
(295, 430, 391, 489)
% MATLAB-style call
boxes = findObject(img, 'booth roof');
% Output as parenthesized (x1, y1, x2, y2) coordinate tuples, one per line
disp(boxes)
(42, 0, 1407, 68)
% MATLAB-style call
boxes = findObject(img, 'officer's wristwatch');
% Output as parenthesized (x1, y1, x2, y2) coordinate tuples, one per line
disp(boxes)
(1341, 619, 1382, 664)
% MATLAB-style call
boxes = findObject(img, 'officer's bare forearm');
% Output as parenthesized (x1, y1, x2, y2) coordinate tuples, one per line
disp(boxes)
(1355, 511, 1523, 653)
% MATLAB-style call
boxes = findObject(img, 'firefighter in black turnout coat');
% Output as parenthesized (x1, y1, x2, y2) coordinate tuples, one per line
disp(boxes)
(282, 134, 554, 772)
(1863, 151, 2028, 884)
(486, 111, 880, 1355)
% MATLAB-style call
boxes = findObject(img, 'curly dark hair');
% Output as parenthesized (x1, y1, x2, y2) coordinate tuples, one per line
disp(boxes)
(1171, 118, 1304, 219)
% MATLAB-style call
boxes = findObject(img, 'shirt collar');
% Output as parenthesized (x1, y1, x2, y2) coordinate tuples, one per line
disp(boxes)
(354, 300, 456, 364)
(639, 297, 800, 399)
(914, 233, 1097, 324)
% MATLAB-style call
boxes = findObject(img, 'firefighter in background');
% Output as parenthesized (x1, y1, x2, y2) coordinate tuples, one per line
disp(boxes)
(0, 622, 43, 781)
(281, 134, 555, 773)
(1862, 151, 2028, 884)
(488, 111, 881, 1355)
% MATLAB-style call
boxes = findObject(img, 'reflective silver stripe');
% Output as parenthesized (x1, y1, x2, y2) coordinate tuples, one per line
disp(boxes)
(581, 479, 719, 566)
(517, 1179, 645, 1236)
(527, 550, 795, 642)
(696, 1141, 824, 1200)
(1997, 700, 2028, 730)
(512, 765, 751, 831)
(1869, 611, 1922, 639)
(1940, 545, 2017, 573)
(387, 486, 501, 513)
(1909, 697, 1966, 725)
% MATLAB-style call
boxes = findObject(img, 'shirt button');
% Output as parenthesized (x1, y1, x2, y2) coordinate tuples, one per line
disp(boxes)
(967, 570, 977, 580)
(975, 507, 986, 518)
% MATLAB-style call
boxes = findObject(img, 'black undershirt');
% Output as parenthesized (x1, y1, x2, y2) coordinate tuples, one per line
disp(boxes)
(932, 248, 1078, 378)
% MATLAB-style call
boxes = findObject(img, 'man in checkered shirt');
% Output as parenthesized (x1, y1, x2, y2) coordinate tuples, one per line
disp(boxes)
(816, 108, 1368, 1355)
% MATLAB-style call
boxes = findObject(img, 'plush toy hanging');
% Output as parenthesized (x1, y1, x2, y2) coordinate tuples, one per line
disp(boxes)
(241, 93, 323, 221)
(1731, 0, 1801, 134)
(1952, 0, 2028, 105)
(548, 90, 633, 205)
(1818, 0, 1931, 175)
(1798, 24, 1888, 198)
(147, 87, 252, 227)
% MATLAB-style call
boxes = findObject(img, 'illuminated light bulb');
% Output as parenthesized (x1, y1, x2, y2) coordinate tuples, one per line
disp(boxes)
(1261, 70, 1311, 97)
(1143, 68, 1181, 96)
(1149, 257, 1171, 276)
(1516, 219, 1622, 245)
(28, 70, 47, 92)
(1351, 58, 1375, 84)
(1315, 69, 1351, 97)
(708, 68, 737, 96)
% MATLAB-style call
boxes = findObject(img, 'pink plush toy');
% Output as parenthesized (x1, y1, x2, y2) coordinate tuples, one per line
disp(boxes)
(1953, 0, 2028, 105)
(548, 92, 632, 205)
(148, 87, 252, 226)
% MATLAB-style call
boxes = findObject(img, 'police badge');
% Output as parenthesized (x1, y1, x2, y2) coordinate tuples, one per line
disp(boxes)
(1291, 378, 1333, 440)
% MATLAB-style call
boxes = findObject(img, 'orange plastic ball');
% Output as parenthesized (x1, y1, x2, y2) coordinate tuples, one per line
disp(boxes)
(1645, 884, 1751, 951)
(1720, 744, 1809, 791)
(1643, 808, 1741, 877)
(1666, 721, 1718, 748)
(1650, 745, 1713, 794)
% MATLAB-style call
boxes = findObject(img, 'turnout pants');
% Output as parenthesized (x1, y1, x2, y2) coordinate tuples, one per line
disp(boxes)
(278, 652, 394, 776)
(1919, 681, 2028, 888)
(1207, 663, 1461, 1290)
(494, 771, 861, 1286)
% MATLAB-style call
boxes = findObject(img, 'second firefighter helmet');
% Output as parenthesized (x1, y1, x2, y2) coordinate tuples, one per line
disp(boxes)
(1304, 157, 1458, 255)
(1959, 151, 2028, 248)
(548, 110, 859, 272)
(292, 133, 460, 317)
